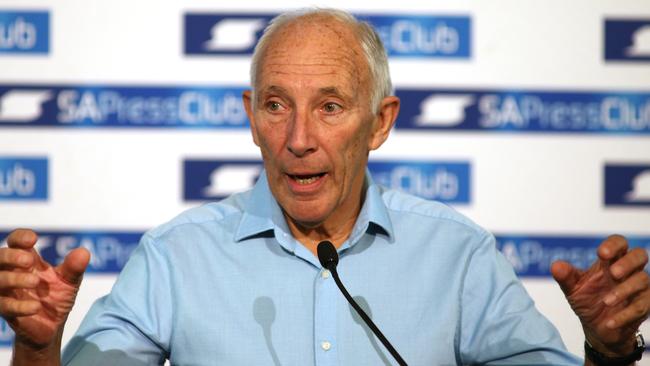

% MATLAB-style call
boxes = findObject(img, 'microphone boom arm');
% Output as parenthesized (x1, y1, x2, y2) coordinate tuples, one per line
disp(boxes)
(328, 266, 408, 366)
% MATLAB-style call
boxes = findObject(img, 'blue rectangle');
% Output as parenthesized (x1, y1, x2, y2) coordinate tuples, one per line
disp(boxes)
(605, 19, 650, 62)
(368, 160, 470, 203)
(604, 164, 650, 206)
(0, 11, 49, 54)
(184, 12, 471, 59)
(496, 235, 650, 277)
(0, 85, 249, 128)
(0, 230, 143, 273)
(184, 159, 263, 201)
(0, 157, 47, 200)
(360, 15, 470, 58)
(395, 88, 650, 134)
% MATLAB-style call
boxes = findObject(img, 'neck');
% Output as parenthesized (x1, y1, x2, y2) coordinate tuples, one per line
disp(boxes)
(286, 216, 357, 257)
(285, 180, 367, 258)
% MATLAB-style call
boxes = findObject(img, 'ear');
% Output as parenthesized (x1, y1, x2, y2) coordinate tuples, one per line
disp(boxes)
(368, 96, 400, 151)
(242, 90, 260, 147)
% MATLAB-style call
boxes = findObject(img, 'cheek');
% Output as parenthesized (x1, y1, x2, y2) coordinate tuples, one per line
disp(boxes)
(256, 125, 285, 157)
(338, 130, 370, 176)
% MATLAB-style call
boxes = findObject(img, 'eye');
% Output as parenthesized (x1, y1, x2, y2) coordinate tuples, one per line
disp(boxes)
(265, 101, 285, 113)
(322, 102, 343, 114)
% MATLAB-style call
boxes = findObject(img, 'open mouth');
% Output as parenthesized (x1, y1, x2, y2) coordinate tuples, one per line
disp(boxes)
(289, 173, 326, 185)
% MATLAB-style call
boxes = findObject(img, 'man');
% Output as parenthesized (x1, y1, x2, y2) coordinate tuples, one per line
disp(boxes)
(1, 8, 649, 366)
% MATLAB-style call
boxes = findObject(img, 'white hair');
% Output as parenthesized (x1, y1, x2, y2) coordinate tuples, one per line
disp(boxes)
(249, 8, 393, 113)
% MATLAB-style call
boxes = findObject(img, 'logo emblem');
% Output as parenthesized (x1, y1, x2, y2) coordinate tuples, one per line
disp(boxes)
(203, 18, 266, 51)
(624, 170, 650, 202)
(414, 94, 474, 126)
(626, 25, 650, 57)
(202, 164, 263, 197)
(0, 90, 51, 122)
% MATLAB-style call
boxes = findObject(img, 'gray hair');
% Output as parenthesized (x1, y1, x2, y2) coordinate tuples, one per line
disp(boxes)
(249, 8, 392, 113)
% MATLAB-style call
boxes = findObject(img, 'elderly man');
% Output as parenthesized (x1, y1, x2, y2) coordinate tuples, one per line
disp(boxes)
(2, 8, 649, 366)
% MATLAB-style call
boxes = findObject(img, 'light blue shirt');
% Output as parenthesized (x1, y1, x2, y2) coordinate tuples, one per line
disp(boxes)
(62, 172, 581, 365)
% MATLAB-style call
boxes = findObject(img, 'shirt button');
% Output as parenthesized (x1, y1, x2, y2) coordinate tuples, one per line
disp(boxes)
(321, 269, 331, 279)
(321, 341, 332, 351)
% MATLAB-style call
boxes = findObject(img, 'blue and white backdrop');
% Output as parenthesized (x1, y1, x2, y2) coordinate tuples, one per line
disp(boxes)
(1, 0, 649, 362)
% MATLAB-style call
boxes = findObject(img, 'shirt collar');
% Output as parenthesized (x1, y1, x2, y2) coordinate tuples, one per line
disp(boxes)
(234, 169, 394, 244)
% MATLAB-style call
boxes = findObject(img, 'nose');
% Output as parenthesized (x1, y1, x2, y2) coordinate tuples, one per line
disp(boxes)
(286, 108, 317, 157)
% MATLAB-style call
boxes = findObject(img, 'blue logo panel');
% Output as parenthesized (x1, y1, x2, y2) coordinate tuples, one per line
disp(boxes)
(0, 11, 49, 54)
(0, 85, 249, 128)
(496, 235, 650, 277)
(184, 159, 263, 201)
(605, 19, 650, 62)
(396, 88, 650, 133)
(0, 157, 47, 200)
(360, 15, 470, 58)
(184, 12, 471, 59)
(605, 164, 650, 206)
(183, 159, 470, 203)
(368, 160, 470, 203)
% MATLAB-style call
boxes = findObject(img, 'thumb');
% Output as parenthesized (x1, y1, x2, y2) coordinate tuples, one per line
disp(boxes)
(56, 247, 91, 286)
(551, 260, 582, 296)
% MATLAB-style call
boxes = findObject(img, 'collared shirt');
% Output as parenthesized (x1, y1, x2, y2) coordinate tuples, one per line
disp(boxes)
(62, 172, 581, 365)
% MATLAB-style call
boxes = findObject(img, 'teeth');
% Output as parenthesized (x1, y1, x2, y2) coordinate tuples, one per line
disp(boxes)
(295, 175, 319, 184)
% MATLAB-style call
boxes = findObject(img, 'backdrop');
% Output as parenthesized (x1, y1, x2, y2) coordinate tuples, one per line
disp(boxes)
(1, 0, 649, 363)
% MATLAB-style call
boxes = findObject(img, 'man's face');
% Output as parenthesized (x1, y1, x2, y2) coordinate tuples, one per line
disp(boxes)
(243, 18, 391, 230)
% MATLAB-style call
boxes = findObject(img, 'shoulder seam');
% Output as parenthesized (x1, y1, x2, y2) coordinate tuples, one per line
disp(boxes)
(387, 205, 489, 238)
(145, 208, 241, 242)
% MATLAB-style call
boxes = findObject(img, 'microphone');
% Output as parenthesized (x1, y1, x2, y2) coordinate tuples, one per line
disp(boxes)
(317, 241, 408, 366)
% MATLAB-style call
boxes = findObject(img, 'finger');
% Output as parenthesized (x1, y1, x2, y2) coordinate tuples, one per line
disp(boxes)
(0, 296, 40, 317)
(0, 248, 34, 269)
(605, 289, 650, 330)
(5, 229, 38, 250)
(0, 271, 40, 289)
(609, 248, 649, 280)
(56, 247, 90, 286)
(551, 260, 583, 296)
(604, 271, 650, 306)
(598, 234, 628, 261)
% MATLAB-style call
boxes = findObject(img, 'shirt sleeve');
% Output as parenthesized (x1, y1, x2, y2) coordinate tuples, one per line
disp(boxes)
(61, 233, 172, 365)
(458, 232, 582, 365)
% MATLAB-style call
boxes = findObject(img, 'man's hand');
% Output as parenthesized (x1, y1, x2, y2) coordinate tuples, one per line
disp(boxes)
(551, 234, 650, 357)
(0, 229, 90, 363)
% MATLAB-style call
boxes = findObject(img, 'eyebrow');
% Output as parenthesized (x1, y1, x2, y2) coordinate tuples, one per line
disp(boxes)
(255, 85, 288, 105)
(318, 87, 354, 102)
(258, 85, 355, 102)
(260, 85, 288, 96)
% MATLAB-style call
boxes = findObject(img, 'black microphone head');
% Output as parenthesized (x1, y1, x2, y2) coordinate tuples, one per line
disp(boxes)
(317, 240, 339, 270)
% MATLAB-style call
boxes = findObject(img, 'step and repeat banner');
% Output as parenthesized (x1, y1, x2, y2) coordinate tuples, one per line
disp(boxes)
(1, 0, 649, 362)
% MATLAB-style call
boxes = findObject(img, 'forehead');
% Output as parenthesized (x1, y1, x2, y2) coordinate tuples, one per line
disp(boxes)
(257, 16, 369, 92)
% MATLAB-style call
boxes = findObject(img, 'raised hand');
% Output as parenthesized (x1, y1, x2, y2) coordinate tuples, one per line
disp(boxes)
(551, 235, 650, 356)
(0, 229, 89, 353)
